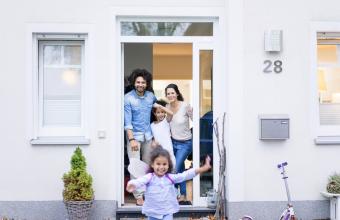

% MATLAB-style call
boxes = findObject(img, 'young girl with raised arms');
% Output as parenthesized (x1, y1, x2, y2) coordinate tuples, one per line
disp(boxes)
(126, 147, 211, 220)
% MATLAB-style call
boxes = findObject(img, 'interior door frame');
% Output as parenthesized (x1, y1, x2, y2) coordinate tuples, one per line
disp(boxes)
(113, 10, 224, 207)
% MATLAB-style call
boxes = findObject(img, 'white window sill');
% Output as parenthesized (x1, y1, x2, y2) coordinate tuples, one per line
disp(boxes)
(314, 136, 340, 145)
(30, 137, 90, 145)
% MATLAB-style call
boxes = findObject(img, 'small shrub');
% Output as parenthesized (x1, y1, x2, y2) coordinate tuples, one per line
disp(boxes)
(62, 147, 94, 201)
(327, 173, 340, 194)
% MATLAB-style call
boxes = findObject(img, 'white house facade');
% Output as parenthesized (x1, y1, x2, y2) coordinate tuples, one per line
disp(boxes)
(1, 0, 340, 219)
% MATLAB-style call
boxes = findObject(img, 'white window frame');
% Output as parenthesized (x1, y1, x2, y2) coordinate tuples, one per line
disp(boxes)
(311, 22, 340, 144)
(38, 39, 85, 135)
(26, 24, 93, 145)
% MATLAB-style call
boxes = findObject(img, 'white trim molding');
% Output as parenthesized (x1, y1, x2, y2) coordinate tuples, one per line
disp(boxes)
(26, 23, 94, 145)
(310, 22, 340, 144)
(30, 136, 90, 145)
(109, 5, 226, 207)
(315, 136, 340, 145)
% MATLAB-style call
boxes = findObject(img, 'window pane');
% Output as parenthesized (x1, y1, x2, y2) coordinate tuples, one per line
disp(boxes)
(317, 45, 338, 64)
(121, 22, 213, 36)
(64, 45, 81, 65)
(43, 100, 81, 126)
(317, 36, 340, 125)
(199, 50, 213, 196)
(42, 66, 81, 126)
(44, 45, 61, 65)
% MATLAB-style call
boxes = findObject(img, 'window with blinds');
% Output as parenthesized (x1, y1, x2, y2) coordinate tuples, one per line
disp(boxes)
(32, 34, 89, 141)
(39, 41, 83, 127)
(317, 33, 340, 126)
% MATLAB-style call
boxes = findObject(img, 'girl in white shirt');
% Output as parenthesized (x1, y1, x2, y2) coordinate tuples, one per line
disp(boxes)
(151, 100, 176, 168)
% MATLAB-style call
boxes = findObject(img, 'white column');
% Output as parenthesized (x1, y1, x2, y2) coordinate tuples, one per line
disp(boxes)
(330, 197, 340, 220)
(225, 0, 245, 202)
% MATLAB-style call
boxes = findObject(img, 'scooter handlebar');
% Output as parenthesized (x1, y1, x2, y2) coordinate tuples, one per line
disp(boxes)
(277, 162, 288, 169)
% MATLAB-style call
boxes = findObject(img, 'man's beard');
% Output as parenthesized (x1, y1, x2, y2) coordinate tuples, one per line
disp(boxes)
(135, 86, 146, 92)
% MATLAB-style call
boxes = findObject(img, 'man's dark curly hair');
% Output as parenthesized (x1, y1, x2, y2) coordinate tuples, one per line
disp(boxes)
(128, 68, 154, 93)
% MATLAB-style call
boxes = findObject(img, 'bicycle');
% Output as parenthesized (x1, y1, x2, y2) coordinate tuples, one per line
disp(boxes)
(277, 162, 297, 220)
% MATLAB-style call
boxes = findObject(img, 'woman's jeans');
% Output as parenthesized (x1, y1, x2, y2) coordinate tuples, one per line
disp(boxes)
(172, 138, 193, 196)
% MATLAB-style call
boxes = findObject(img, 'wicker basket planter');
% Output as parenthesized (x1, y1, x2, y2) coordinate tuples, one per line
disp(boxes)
(64, 200, 93, 220)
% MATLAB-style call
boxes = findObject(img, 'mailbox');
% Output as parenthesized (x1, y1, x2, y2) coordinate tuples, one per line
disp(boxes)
(259, 114, 289, 140)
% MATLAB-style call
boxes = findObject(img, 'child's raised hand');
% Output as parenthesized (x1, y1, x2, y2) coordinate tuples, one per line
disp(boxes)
(196, 155, 212, 174)
(126, 182, 136, 193)
(204, 155, 212, 170)
(186, 105, 193, 119)
(153, 103, 161, 108)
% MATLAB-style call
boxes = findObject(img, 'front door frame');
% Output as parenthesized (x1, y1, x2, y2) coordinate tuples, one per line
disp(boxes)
(111, 6, 225, 207)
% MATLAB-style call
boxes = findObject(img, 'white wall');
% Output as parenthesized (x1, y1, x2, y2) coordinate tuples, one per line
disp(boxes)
(224, 0, 246, 202)
(1, 0, 338, 205)
(0, 0, 119, 201)
(242, 0, 340, 201)
(0, 0, 225, 202)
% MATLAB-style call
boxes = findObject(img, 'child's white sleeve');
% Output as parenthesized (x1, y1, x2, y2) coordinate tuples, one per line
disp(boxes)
(128, 173, 152, 189)
(170, 168, 196, 184)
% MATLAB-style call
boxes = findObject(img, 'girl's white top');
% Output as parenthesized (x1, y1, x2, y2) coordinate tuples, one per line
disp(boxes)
(128, 168, 196, 219)
(151, 119, 176, 167)
(167, 102, 192, 141)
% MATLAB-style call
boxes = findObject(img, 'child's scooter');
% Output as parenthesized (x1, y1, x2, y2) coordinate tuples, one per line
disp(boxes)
(277, 162, 297, 220)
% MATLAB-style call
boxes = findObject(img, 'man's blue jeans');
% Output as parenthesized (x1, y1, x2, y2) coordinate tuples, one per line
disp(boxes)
(172, 138, 193, 197)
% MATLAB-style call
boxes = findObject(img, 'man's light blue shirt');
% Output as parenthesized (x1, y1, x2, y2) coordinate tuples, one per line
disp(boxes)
(124, 89, 157, 142)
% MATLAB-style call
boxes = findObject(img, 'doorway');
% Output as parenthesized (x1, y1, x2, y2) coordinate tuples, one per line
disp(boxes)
(120, 21, 216, 207)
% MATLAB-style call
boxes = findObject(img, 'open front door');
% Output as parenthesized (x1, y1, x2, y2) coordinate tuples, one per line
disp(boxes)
(118, 19, 218, 207)
(192, 42, 215, 206)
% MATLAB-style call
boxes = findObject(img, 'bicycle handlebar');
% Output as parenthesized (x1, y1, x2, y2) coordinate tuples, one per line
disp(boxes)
(277, 162, 288, 169)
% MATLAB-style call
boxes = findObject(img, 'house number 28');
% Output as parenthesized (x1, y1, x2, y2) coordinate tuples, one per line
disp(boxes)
(263, 60, 283, 73)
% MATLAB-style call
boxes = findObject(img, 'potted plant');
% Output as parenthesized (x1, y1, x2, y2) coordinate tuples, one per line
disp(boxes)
(327, 173, 340, 194)
(321, 173, 340, 220)
(62, 147, 94, 220)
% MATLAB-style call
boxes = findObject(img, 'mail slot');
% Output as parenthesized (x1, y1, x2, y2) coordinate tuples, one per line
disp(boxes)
(259, 114, 289, 140)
